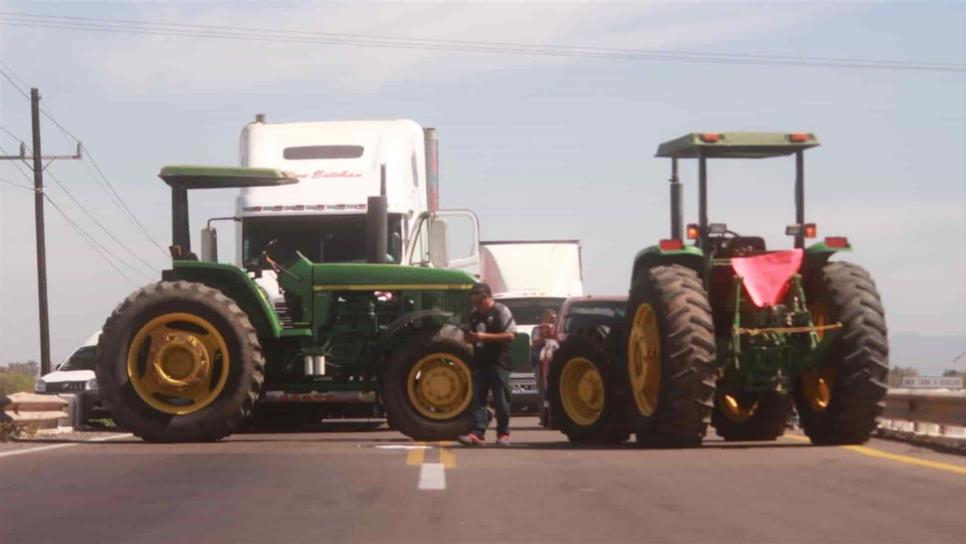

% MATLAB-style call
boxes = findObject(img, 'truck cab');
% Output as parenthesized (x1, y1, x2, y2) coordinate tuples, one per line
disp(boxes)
(233, 117, 479, 303)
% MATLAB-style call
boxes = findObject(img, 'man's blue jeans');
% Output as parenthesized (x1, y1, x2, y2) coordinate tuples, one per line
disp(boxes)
(471, 366, 511, 437)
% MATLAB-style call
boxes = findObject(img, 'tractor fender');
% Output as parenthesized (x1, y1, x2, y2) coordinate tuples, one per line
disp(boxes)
(162, 261, 283, 339)
(371, 310, 464, 378)
(803, 240, 853, 279)
(630, 244, 704, 285)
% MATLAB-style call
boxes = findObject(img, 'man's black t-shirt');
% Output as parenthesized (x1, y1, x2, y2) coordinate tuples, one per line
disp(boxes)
(469, 302, 517, 370)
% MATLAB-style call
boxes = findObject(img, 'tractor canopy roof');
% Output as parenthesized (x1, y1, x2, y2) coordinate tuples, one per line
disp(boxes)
(655, 132, 820, 159)
(159, 165, 299, 189)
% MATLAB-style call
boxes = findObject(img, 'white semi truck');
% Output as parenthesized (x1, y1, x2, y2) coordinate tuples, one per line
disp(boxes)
(229, 115, 481, 297)
(479, 240, 585, 415)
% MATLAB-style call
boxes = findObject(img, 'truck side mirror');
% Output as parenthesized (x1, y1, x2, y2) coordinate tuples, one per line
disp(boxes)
(200, 226, 218, 262)
(428, 218, 449, 268)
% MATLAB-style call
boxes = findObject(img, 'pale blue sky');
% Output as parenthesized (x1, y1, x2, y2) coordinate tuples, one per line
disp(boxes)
(1, 1, 964, 364)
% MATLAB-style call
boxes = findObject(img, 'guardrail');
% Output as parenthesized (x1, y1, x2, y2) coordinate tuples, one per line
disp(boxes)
(878, 389, 966, 449)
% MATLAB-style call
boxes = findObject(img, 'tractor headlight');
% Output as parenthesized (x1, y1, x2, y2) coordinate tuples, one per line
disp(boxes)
(84, 378, 98, 391)
(35, 379, 47, 393)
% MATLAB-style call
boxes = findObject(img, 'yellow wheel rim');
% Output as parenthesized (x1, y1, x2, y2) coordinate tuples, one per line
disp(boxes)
(812, 303, 830, 342)
(407, 353, 472, 420)
(559, 357, 605, 426)
(126, 313, 231, 416)
(803, 303, 834, 412)
(627, 303, 661, 416)
(719, 393, 759, 423)
(801, 367, 835, 412)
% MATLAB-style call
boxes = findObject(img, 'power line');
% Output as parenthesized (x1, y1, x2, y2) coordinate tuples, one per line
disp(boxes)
(0, 177, 34, 191)
(46, 167, 159, 276)
(0, 61, 169, 257)
(0, 124, 26, 143)
(43, 193, 141, 286)
(0, 11, 962, 73)
(0, 59, 81, 145)
(82, 152, 169, 257)
(0, 144, 34, 181)
(1, 142, 155, 277)
(0, 67, 30, 99)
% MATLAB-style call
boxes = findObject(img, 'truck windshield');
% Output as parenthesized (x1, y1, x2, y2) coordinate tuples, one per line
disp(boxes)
(60, 346, 96, 371)
(243, 214, 403, 265)
(498, 297, 566, 326)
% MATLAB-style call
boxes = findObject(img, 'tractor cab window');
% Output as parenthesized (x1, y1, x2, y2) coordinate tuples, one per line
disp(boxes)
(243, 214, 403, 265)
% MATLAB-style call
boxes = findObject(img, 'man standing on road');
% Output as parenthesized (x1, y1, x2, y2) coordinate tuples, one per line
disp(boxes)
(458, 283, 517, 447)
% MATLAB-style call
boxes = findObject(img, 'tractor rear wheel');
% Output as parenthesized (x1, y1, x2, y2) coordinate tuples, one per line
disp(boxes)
(711, 391, 790, 441)
(96, 281, 264, 442)
(382, 326, 474, 441)
(547, 336, 628, 445)
(795, 261, 889, 445)
(622, 264, 716, 448)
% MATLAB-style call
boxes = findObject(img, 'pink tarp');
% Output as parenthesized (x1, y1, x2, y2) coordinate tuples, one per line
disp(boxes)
(730, 249, 804, 307)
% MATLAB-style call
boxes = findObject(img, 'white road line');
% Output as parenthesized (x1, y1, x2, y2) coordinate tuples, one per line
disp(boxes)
(417, 462, 446, 490)
(0, 433, 133, 459)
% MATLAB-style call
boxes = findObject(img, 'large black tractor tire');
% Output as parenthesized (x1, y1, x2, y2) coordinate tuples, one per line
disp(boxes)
(711, 391, 790, 441)
(795, 262, 889, 445)
(547, 335, 629, 445)
(622, 264, 716, 448)
(96, 281, 265, 442)
(382, 326, 475, 441)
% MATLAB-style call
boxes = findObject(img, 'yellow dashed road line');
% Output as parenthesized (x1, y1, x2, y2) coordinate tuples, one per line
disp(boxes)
(406, 443, 426, 466)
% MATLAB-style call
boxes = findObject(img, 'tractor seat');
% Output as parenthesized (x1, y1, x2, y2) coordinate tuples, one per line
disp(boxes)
(718, 236, 767, 257)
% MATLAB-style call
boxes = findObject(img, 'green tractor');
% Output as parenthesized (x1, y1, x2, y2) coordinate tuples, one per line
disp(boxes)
(549, 132, 889, 446)
(96, 165, 488, 442)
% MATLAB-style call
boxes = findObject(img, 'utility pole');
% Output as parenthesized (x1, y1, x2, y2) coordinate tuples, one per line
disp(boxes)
(31, 88, 51, 375)
(0, 87, 82, 375)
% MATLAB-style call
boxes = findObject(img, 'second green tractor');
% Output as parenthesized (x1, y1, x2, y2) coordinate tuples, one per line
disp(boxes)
(548, 132, 889, 447)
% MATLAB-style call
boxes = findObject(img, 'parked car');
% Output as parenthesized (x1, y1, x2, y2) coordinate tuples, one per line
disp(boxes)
(35, 332, 109, 423)
(539, 295, 627, 387)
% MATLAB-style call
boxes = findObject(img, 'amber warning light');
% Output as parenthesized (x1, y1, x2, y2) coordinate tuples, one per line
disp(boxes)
(686, 224, 700, 240)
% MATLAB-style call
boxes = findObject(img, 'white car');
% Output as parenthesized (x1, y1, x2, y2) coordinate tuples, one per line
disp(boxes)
(35, 332, 108, 422)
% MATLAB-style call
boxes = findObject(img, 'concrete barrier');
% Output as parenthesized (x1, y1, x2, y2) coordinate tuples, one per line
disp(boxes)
(0, 392, 70, 431)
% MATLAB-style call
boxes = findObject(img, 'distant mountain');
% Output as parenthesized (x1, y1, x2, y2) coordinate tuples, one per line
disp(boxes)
(889, 332, 966, 375)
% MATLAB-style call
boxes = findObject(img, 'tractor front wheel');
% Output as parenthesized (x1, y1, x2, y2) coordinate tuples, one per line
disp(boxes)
(382, 326, 474, 441)
(96, 281, 264, 442)
(622, 264, 716, 448)
(796, 261, 889, 445)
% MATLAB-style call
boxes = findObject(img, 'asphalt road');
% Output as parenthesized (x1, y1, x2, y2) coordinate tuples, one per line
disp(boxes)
(2, 417, 964, 544)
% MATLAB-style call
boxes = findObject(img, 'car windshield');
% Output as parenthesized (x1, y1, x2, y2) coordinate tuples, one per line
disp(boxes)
(498, 297, 565, 326)
(563, 301, 626, 333)
(59, 346, 96, 371)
